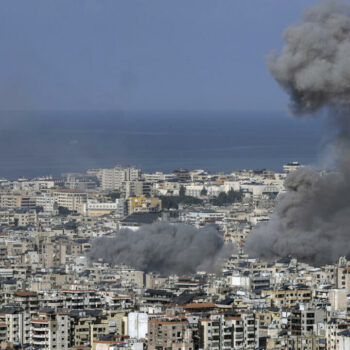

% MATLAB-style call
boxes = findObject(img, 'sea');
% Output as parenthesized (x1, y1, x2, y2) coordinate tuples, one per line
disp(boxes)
(0, 110, 328, 179)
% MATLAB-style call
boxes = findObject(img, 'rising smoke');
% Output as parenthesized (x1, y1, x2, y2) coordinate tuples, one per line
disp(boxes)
(267, 0, 350, 115)
(245, 0, 350, 266)
(89, 223, 232, 275)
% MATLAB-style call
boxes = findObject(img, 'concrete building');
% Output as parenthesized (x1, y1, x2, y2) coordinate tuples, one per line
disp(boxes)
(123, 181, 151, 198)
(13, 208, 37, 227)
(0, 305, 31, 345)
(288, 307, 326, 336)
(127, 312, 148, 339)
(128, 196, 161, 214)
(53, 189, 87, 213)
(283, 161, 302, 173)
(0, 194, 36, 210)
(36, 193, 58, 213)
(148, 318, 194, 350)
(199, 314, 248, 350)
(100, 166, 140, 191)
(31, 309, 70, 349)
(328, 289, 347, 311)
(84, 199, 127, 217)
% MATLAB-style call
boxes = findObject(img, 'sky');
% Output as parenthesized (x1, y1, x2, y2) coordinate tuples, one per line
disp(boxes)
(0, 0, 322, 112)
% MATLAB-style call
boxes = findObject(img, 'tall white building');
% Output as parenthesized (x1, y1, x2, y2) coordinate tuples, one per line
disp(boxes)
(128, 312, 148, 339)
(99, 166, 140, 191)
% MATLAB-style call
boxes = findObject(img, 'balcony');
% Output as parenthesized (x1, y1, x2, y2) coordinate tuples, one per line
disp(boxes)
(32, 333, 48, 339)
(32, 340, 48, 346)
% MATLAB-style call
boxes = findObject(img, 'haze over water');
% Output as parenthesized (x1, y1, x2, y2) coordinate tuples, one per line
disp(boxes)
(0, 111, 326, 179)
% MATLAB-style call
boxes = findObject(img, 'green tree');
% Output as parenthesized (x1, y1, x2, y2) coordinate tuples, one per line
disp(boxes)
(159, 196, 179, 209)
(58, 206, 71, 216)
(210, 190, 242, 206)
(108, 192, 121, 200)
(227, 189, 243, 202)
(159, 194, 203, 209)
(179, 185, 186, 197)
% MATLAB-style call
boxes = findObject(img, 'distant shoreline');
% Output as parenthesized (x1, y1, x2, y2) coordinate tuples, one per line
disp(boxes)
(0, 111, 325, 179)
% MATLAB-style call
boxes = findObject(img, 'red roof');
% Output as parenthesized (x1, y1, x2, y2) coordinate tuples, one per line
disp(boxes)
(184, 302, 216, 309)
(149, 319, 187, 325)
(15, 291, 37, 297)
(32, 319, 49, 323)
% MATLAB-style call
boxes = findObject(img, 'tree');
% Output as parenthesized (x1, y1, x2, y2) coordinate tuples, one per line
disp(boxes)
(159, 194, 203, 210)
(227, 189, 243, 202)
(181, 196, 203, 205)
(159, 196, 179, 209)
(58, 206, 71, 216)
(108, 192, 121, 200)
(200, 187, 207, 196)
(210, 190, 242, 206)
(179, 185, 186, 197)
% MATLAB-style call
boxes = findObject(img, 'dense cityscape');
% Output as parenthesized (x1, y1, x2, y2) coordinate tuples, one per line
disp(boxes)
(3, 0, 350, 349)
(0, 162, 348, 349)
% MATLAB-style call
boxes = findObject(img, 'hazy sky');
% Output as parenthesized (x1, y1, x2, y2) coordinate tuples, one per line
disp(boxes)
(0, 0, 321, 112)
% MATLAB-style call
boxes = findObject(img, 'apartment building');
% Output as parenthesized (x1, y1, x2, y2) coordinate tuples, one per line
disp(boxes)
(53, 189, 87, 213)
(148, 318, 194, 350)
(0, 194, 36, 210)
(13, 291, 39, 317)
(100, 166, 140, 191)
(39, 241, 67, 269)
(0, 305, 31, 345)
(326, 321, 350, 350)
(13, 208, 37, 226)
(31, 309, 70, 349)
(199, 314, 248, 349)
(123, 181, 151, 198)
(180, 210, 226, 228)
(83, 199, 127, 217)
(287, 308, 326, 336)
(70, 309, 121, 347)
(62, 290, 103, 310)
(36, 193, 58, 213)
(267, 334, 327, 350)
(129, 196, 162, 214)
(261, 287, 312, 308)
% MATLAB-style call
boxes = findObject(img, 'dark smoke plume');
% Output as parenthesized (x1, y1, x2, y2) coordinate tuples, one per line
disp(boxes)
(267, 0, 350, 115)
(246, 0, 350, 266)
(245, 142, 350, 266)
(89, 223, 232, 275)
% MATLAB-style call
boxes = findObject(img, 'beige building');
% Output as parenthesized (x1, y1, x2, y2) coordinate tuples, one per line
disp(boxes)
(336, 266, 350, 292)
(53, 189, 87, 213)
(84, 199, 127, 217)
(267, 334, 326, 350)
(0, 306, 30, 345)
(199, 314, 251, 349)
(13, 209, 37, 226)
(148, 318, 194, 350)
(261, 287, 312, 308)
(13, 291, 39, 317)
(0, 193, 36, 210)
(329, 289, 347, 311)
(129, 196, 161, 214)
(70, 309, 126, 347)
(123, 181, 151, 198)
(31, 310, 70, 349)
(39, 241, 67, 269)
